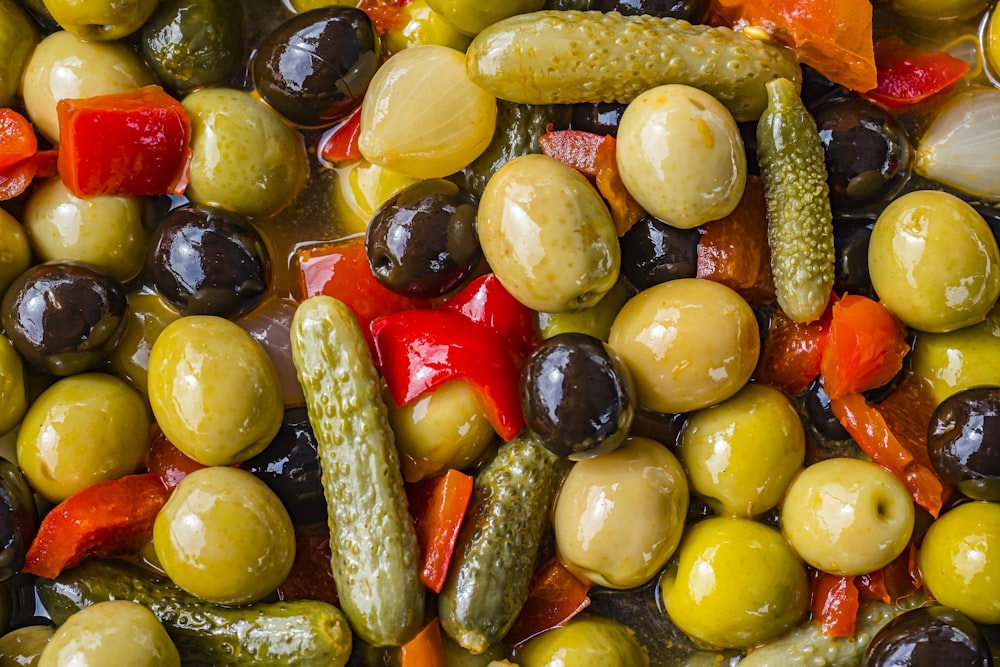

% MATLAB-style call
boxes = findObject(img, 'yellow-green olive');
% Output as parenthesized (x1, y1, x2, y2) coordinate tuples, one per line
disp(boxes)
(514, 615, 648, 667)
(382, 0, 472, 54)
(182, 88, 308, 218)
(153, 466, 295, 606)
(478, 154, 620, 313)
(40, 0, 160, 41)
(147, 315, 284, 466)
(910, 305, 1000, 404)
(553, 436, 688, 589)
(107, 292, 181, 398)
(20, 30, 155, 144)
(661, 516, 809, 650)
(330, 157, 423, 235)
(0, 625, 54, 667)
(617, 84, 746, 229)
(16, 372, 150, 503)
(424, 0, 545, 36)
(0, 0, 38, 108)
(892, 0, 988, 22)
(0, 208, 32, 299)
(39, 600, 178, 667)
(537, 278, 631, 342)
(0, 335, 26, 438)
(608, 278, 759, 414)
(869, 190, 1000, 333)
(23, 178, 147, 283)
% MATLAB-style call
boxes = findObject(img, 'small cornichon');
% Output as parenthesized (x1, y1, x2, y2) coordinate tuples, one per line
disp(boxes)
(756, 77, 835, 323)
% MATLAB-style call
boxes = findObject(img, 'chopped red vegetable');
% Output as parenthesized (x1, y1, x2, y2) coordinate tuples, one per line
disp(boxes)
(0, 108, 37, 172)
(357, 0, 412, 35)
(756, 298, 833, 397)
(863, 36, 970, 108)
(539, 129, 605, 176)
(443, 273, 540, 363)
(400, 617, 446, 667)
(319, 105, 363, 164)
(406, 469, 473, 593)
(810, 569, 860, 638)
(276, 522, 340, 606)
(57, 84, 191, 197)
(856, 544, 921, 605)
(144, 428, 207, 489)
(504, 556, 591, 648)
(0, 148, 58, 201)
(23, 473, 170, 579)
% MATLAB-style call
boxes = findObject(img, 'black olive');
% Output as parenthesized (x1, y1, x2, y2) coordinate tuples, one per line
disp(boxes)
(0, 459, 37, 583)
(927, 386, 1000, 502)
(1, 261, 128, 376)
(619, 214, 699, 291)
(833, 217, 876, 299)
(864, 605, 993, 667)
(243, 407, 327, 526)
(252, 6, 380, 127)
(589, 0, 710, 22)
(797, 377, 864, 458)
(520, 332, 635, 459)
(366, 179, 481, 299)
(146, 204, 270, 319)
(629, 406, 686, 449)
(570, 101, 627, 137)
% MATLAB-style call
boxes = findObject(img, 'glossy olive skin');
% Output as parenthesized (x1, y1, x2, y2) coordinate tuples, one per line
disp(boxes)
(618, 214, 699, 291)
(863, 605, 992, 667)
(40, 0, 159, 41)
(0, 458, 37, 583)
(253, 7, 380, 128)
(0, 336, 26, 438)
(833, 218, 876, 300)
(365, 179, 481, 298)
(589, 0, 709, 21)
(570, 101, 627, 137)
(514, 615, 649, 667)
(106, 292, 181, 399)
(928, 386, 1000, 501)
(0, 209, 31, 300)
(0, 0, 37, 108)
(1, 261, 128, 376)
(146, 204, 270, 318)
(520, 332, 635, 459)
(0, 625, 54, 666)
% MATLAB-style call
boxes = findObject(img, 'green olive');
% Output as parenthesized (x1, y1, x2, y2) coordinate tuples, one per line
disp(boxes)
(16, 372, 150, 503)
(478, 153, 620, 313)
(0, 0, 38, 107)
(147, 315, 283, 466)
(537, 277, 631, 342)
(182, 87, 308, 218)
(382, 0, 472, 54)
(153, 466, 296, 605)
(553, 436, 688, 589)
(330, 158, 423, 236)
(424, 0, 545, 36)
(869, 190, 1000, 333)
(39, 600, 178, 667)
(0, 625, 54, 667)
(23, 178, 147, 283)
(0, 335, 26, 438)
(910, 304, 1000, 404)
(20, 30, 156, 143)
(107, 292, 182, 399)
(288, 0, 354, 11)
(513, 615, 648, 667)
(0, 208, 32, 299)
(679, 383, 805, 517)
(891, 0, 988, 21)
(661, 516, 809, 650)
(608, 278, 760, 414)
(40, 0, 159, 40)
(919, 500, 1000, 625)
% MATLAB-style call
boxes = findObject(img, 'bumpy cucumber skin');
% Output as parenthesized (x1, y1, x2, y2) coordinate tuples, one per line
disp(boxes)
(438, 432, 569, 654)
(290, 295, 423, 648)
(466, 10, 802, 122)
(36, 559, 352, 667)
(756, 77, 835, 323)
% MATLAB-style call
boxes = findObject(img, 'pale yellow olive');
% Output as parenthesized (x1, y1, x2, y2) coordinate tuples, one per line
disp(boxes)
(153, 466, 295, 606)
(537, 278, 631, 342)
(147, 315, 283, 466)
(781, 457, 914, 576)
(478, 153, 621, 313)
(20, 30, 155, 143)
(661, 516, 809, 649)
(182, 88, 308, 218)
(424, 0, 545, 36)
(608, 278, 759, 414)
(382, 0, 472, 54)
(910, 304, 1000, 404)
(0, 0, 38, 108)
(514, 615, 648, 667)
(39, 601, 178, 667)
(107, 292, 181, 398)
(330, 158, 422, 235)
(41, 0, 160, 41)
(869, 190, 1000, 333)
(0, 335, 26, 438)
(24, 178, 147, 283)
(0, 208, 32, 299)
(0, 625, 54, 667)
(617, 84, 746, 229)
(679, 383, 805, 517)
(919, 500, 1000, 624)
(16, 372, 150, 503)
(554, 436, 688, 589)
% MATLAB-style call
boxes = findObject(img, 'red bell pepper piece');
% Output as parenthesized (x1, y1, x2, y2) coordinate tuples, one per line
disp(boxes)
(319, 105, 362, 164)
(443, 273, 540, 363)
(22, 473, 170, 579)
(0, 148, 58, 201)
(406, 469, 473, 593)
(864, 36, 970, 108)
(0, 108, 37, 171)
(756, 298, 833, 397)
(276, 522, 340, 606)
(810, 569, 860, 638)
(539, 129, 605, 176)
(504, 556, 591, 648)
(372, 308, 525, 441)
(144, 428, 206, 489)
(400, 617, 446, 667)
(57, 85, 191, 197)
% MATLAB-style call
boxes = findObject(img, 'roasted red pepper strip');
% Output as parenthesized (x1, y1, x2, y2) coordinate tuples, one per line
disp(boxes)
(0, 108, 37, 171)
(864, 36, 970, 108)
(539, 129, 605, 176)
(372, 308, 525, 441)
(810, 569, 860, 638)
(400, 617, 446, 667)
(443, 273, 540, 363)
(406, 469, 473, 593)
(276, 522, 340, 606)
(319, 105, 363, 163)
(22, 473, 170, 579)
(756, 297, 833, 397)
(0, 149, 58, 201)
(144, 428, 206, 489)
(57, 84, 191, 197)
(505, 556, 591, 648)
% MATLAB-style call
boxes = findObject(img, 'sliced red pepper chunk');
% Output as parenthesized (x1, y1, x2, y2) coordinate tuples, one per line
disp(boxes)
(144, 428, 207, 489)
(357, 0, 412, 35)
(0, 108, 38, 172)
(406, 469, 473, 594)
(372, 308, 525, 442)
(443, 273, 540, 363)
(756, 298, 833, 397)
(864, 36, 970, 108)
(22, 473, 170, 579)
(539, 129, 605, 176)
(0, 149, 58, 201)
(504, 556, 591, 648)
(810, 569, 860, 638)
(276, 522, 340, 606)
(57, 84, 191, 197)
(319, 105, 363, 164)
(400, 617, 446, 667)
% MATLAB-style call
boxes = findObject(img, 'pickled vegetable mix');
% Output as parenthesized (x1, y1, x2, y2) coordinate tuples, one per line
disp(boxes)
(6, 0, 1000, 666)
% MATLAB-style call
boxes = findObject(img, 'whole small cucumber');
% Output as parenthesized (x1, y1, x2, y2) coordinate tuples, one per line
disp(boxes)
(466, 10, 802, 122)
(438, 432, 569, 654)
(36, 559, 352, 667)
(290, 295, 424, 647)
(756, 77, 835, 323)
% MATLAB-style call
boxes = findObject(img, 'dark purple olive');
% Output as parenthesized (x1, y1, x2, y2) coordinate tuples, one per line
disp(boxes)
(589, 0, 710, 22)
(1, 261, 127, 376)
(797, 377, 865, 459)
(0, 458, 37, 583)
(570, 101, 627, 137)
(366, 179, 481, 299)
(252, 6, 380, 127)
(864, 606, 993, 667)
(619, 214, 699, 291)
(146, 204, 269, 319)
(928, 386, 1000, 501)
(833, 218, 876, 299)
(520, 332, 635, 459)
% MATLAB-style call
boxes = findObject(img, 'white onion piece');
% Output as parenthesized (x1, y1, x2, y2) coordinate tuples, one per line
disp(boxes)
(237, 296, 304, 408)
(915, 87, 1000, 199)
